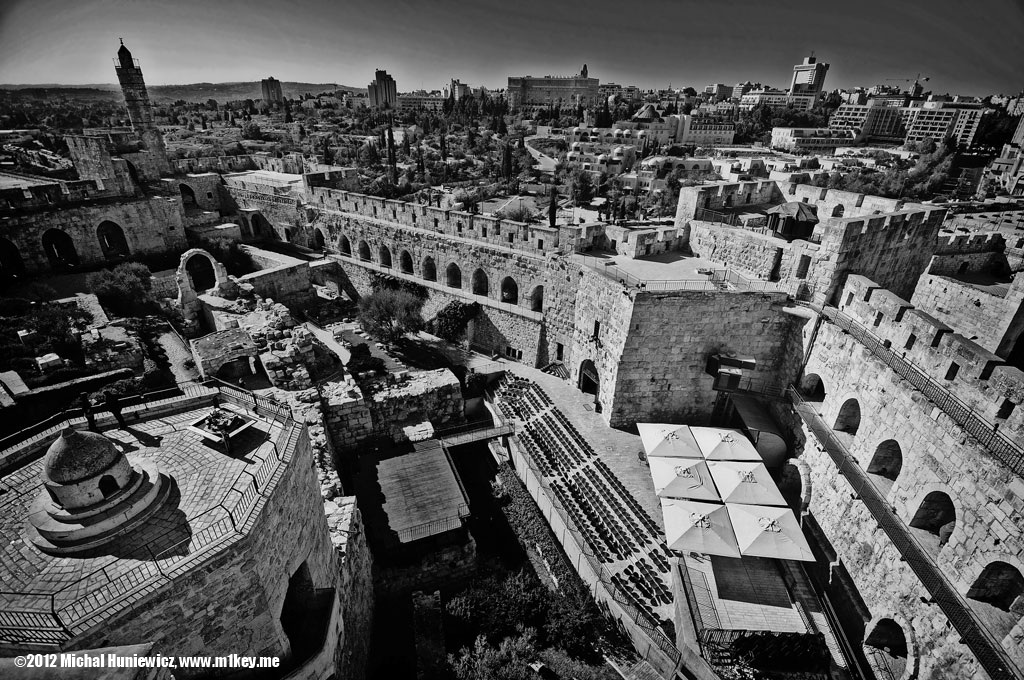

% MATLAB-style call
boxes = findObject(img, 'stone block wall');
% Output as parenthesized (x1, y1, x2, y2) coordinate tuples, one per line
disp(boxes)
(72, 425, 357, 678)
(839, 274, 1024, 437)
(237, 246, 314, 309)
(800, 321, 1024, 676)
(321, 379, 374, 451)
(911, 270, 1024, 359)
(326, 497, 373, 680)
(366, 369, 465, 440)
(688, 221, 786, 280)
(609, 290, 804, 428)
(2, 196, 187, 274)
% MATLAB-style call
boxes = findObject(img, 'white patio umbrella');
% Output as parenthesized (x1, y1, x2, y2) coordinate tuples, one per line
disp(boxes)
(691, 427, 763, 462)
(726, 503, 815, 562)
(707, 461, 787, 506)
(662, 498, 741, 558)
(637, 423, 703, 459)
(649, 456, 721, 502)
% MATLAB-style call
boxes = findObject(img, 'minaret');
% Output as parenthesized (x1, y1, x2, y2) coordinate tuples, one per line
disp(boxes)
(114, 40, 155, 130)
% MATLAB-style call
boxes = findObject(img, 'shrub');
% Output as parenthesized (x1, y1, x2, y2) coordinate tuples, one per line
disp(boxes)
(434, 300, 479, 342)
(357, 288, 425, 343)
(463, 371, 488, 398)
(87, 262, 158, 317)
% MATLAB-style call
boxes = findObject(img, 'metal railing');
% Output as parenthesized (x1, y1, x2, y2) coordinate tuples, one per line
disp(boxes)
(393, 503, 471, 544)
(790, 387, 1022, 680)
(575, 254, 787, 294)
(436, 422, 514, 447)
(815, 305, 1023, 474)
(0, 382, 300, 646)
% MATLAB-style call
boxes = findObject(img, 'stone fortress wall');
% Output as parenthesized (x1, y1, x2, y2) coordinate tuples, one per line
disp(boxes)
(675, 180, 948, 305)
(795, 273, 1024, 677)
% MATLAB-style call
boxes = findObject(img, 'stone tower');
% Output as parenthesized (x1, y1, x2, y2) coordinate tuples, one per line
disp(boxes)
(115, 40, 155, 130)
(112, 39, 170, 174)
(581, 63, 588, 79)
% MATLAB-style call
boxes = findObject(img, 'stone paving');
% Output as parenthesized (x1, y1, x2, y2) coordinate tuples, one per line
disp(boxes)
(0, 404, 284, 612)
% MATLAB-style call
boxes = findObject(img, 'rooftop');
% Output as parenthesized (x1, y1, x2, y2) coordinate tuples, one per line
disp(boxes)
(0, 393, 296, 643)
(378, 440, 469, 543)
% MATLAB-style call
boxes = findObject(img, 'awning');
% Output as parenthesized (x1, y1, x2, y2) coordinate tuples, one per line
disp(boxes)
(649, 457, 720, 502)
(691, 427, 763, 462)
(637, 423, 703, 459)
(662, 498, 741, 558)
(727, 504, 815, 561)
(707, 461, 787, 506)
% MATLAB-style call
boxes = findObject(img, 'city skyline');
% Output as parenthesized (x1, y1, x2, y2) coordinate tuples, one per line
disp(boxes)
(0, 0, 1022, 97)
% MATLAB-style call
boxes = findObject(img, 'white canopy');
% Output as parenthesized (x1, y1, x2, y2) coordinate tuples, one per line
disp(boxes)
(707, 461, 787, 506)
(661, 498, 741, 558)
(691, 427, 763, 462)
(727, 503, 815, 562)
(637, 423, 703, 459)
(649, 457, 720, 502)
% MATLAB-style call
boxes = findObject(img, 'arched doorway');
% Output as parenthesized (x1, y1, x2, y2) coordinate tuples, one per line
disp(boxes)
(379, 246, 392, 268)
(0, 238, 24, 277)
(579, 359, 600, 400)
(863, 619, 908, 680)
(446, 263, 462, 289)
(313, 229, 326, 251)
(97, 220, 130, 259)
(357, 240, 371, 261)
(831, 204, 845, 218)
(472, 268, 489, 296)
(423, 257, 437, 281)
(799, 374, 826, 403)
(339, 235, 352, 256)
(41, 229, 79, 270)
(251, 213, 273, 238)
(500, 276, 519, 304)
(185, 253, 217, 293)
(399, 250, 413, 274)
(98, 475, 119, 499)
(910, 491, 956, 551)
(833, 398, 861, 435)
(180, 183, 198, 209)
(867, 439, 902, 494)
(967, 562, 1024, 612)
(530, 285, 544, 312)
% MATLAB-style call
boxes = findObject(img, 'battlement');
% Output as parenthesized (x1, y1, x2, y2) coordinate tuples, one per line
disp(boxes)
(170, 155, 259, 175)
(836, 275, 1024, 432)
(307, 185, 563, 256)
(935, 231, 1006, 254)
(825, 208, 944, 251)
(0, 177, 120, 213)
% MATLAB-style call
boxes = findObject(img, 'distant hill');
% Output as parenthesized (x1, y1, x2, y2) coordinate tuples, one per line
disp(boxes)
(0, 82, 366, 102)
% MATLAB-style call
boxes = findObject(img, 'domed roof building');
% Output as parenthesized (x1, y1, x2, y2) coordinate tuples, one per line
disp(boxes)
(28, 427, 169, 555)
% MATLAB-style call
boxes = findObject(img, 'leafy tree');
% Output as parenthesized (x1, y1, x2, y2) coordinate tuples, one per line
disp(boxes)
(568, 169, 594, 204)
(87, 262, 159, 317)
(548, 186, 558, 228)
(434, 300, 479, 342)
(450, 631, 539, 680)
(240, 120, 262, 140)
(357, 288, 424, 343)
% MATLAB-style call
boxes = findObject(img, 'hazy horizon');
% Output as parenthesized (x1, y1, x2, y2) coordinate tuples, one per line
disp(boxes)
(1, 0, 1022, 97)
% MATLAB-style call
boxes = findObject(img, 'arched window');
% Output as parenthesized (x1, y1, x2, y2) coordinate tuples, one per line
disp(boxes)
(799, 374, 826, 402)
(831, 204, 845, 218)
(423, 257, 437, 282)
(472, 268, 489, 296)
(910, 491, 956, 544)
(500, 276, 519, 304)
(0, 238, 25, 277)
(339, 235, 352, 255)
(98, 475, 119, 499)
(867, 440, 902, 484)
(379, 246, 392, 268)
(446, 263, 462, 289)
(97, 220, 130, 259)
(967, 562, 1024, 612)
(357, 240, 371, 261)
(833, 398, 861, 435)
(41, 229, 79, 270)
(530, 285, 544, 312)
(863, 618, 908, 680)
(400, 250, 413, 274)
(179, 183, 197, 208)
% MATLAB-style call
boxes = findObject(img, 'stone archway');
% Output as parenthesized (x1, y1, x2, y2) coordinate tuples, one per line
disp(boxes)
(530, 285, 544, 312)
(399, 250, 414, 274)
(251, 213, 273, 238)
(313, 228, 326, 251)
(500, 276, 519, 304)
(180, 183, 198, 209)
(799, 373, 826, 403)
(97, 220, 130, 260)
(423, 256, 437, 282)
(579, 359, 599, 399)
(0, 238, 24, 277)
(41, 228, 80, 270)
(862, 616, 915, 680)
(339, 235, 352, 256)
(472, 268, 489, 296)
(175, 248, 234, 329)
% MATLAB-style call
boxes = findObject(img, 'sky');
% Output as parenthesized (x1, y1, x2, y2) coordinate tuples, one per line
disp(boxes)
(0, 0, 1022, 96)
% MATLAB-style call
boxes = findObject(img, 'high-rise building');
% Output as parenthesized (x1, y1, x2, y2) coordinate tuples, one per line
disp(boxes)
(367, 69, 397, 109)
(261, 77, 284, 103)
(448, 79, 470, 101)
(789, 55, 829, 99)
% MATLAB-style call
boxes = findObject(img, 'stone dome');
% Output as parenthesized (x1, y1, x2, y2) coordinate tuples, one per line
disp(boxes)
(43, 428, 122, 484)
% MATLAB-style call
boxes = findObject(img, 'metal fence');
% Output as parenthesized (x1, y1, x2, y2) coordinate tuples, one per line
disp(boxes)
(790, 387, 1021, 680)
(575, 254, 787, 295)
(816, 305, 1024, 474)
(0, 381, 299, 646)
